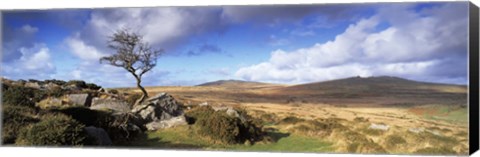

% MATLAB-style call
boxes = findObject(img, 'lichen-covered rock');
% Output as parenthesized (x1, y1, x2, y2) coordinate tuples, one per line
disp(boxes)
(24, 82, 40, 89)
(145, 116, 187, 130)
(131, 93, 183, 123)
(369, 123, 390, 131)
(212, 106, 246, 122)
(90, 98, 130, 113)
(67, 94, 92, 106)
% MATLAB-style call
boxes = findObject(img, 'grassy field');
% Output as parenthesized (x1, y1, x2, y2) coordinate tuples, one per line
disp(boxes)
(118, 77, 469, 155)
(127, 125, 334, 152)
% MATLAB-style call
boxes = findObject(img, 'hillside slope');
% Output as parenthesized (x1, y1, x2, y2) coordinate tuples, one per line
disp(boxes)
(197, 79, 283, 89)
(275, 76, 467, 106)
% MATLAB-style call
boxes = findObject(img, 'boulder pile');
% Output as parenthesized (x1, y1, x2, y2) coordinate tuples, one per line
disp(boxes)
(131, 93, 187, 130)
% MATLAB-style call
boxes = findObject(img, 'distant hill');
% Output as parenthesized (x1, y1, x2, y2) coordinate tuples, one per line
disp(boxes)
(283, 76, 466, 93)
(275, 76, 467, 106)
(197, 79, 283, 89)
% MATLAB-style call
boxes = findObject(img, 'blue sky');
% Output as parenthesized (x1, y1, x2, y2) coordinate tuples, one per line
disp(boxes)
(1, 2, 469, 87)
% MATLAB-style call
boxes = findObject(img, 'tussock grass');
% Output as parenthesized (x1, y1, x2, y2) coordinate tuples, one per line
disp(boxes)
(384, 134, 406, 148)
(414, 147, 457, 155)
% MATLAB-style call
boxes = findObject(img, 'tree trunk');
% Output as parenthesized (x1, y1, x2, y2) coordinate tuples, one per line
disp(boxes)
(134, 76, 148, 106)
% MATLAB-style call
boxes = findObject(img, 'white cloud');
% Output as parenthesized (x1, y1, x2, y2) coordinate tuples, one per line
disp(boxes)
(20, 25, 39, 34)
(65, 33, 107, 61)
(235, 3, 468, 85)
(268, 35, 290, 46)
(3, 25, 39, 61)
(2, 43, 56, 79)
(59, 7, 227, 87)
(290, 29, 316, 36)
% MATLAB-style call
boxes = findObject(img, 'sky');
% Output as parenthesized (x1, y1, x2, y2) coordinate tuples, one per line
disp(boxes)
(1, 2, 470, 87)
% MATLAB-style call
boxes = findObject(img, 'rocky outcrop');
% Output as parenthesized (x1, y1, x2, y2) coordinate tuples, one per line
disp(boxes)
(43, 82, 60, 90)
(212, 106, 246, 122)
(67, 94, 92, 106)
(131, 93, 183, 123)
(369, 123, 390, 131)
(24, 82, 41, 89)
(84, 126, 112, 146)
(145, 116, 188, 130)
(90, 98, 130, 113)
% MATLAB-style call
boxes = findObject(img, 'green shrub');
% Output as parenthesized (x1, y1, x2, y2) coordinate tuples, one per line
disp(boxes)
(343, 131, 386, 153)
(279, 116, 305, 124)
(97, 113, 142, 145)
(125, 93, 143, 106)
(109, 89, 119, 94)
(196, 111, 241, 144)
(28, 79, 40, 83)
(2, 83, 10, 91)
(2, 85, 36, 107)
(85, 83, 101, 90)
(49, 106, 141, 145)
(185, 105, 215, 124)
(44, 79, 67, 86)
(32, 90, 48, 102)
(347, 141, 386, 154)
(66, 80, 87, 88)
(259, 112, 277, 124)
(188, 106, 263, 144)
(15, 113, 87, 146)
(1, 105, 39, 144)
(47, 86, 65, 98)
(384, 134, 406, 148)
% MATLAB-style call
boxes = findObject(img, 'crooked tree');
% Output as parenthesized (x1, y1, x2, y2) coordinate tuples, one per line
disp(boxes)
(100, 29, 163, 106)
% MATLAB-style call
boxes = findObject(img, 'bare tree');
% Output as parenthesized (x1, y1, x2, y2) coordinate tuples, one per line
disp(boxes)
(100, 29, 163, 106)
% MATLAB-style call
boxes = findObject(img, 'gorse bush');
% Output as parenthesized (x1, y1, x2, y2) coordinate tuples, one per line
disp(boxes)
(384, 134, 406, 148)
(85, 83, 101, 90)
(16, 113, 87, 146)
(97, 113, 142, 145)
(187, 106, 263, 144)
(279, 116, 305, 124)
(1, 104, 39, 144)
(44, 79, 67, 85)
(66, 80, 87, 88)
(2, 85, 36, 107)
(185, 105, 215, 124)
(196, 111, 241, 144)
(126, 93, 143, 106)
(109, 89, 119, 94)
(47, 86, 66, 98)
(49, 106, 142, 145)
(343, 131, 386, 153)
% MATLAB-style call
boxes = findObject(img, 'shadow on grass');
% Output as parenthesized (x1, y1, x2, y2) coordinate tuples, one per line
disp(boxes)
(125, 133, 206, 149)
(266, 131, 290, 142)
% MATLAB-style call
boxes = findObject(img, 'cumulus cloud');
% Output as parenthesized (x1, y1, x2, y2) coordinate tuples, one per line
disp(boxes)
(60, 7, 230, 87)
(65, 33, 107, 61)
(221, 4, 368, 25)
(235, 3, 468, 85)
(267, 35, 290, 46)
(2, 43, 56, 79)
(2, 25, 39, 62)
(205, 67, 231, 76)
(187, 43, 223, 56)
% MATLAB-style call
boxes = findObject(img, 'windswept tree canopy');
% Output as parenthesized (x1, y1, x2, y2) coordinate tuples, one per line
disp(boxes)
(100, 29, 164, 105)
(100, 29, 163, 78)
